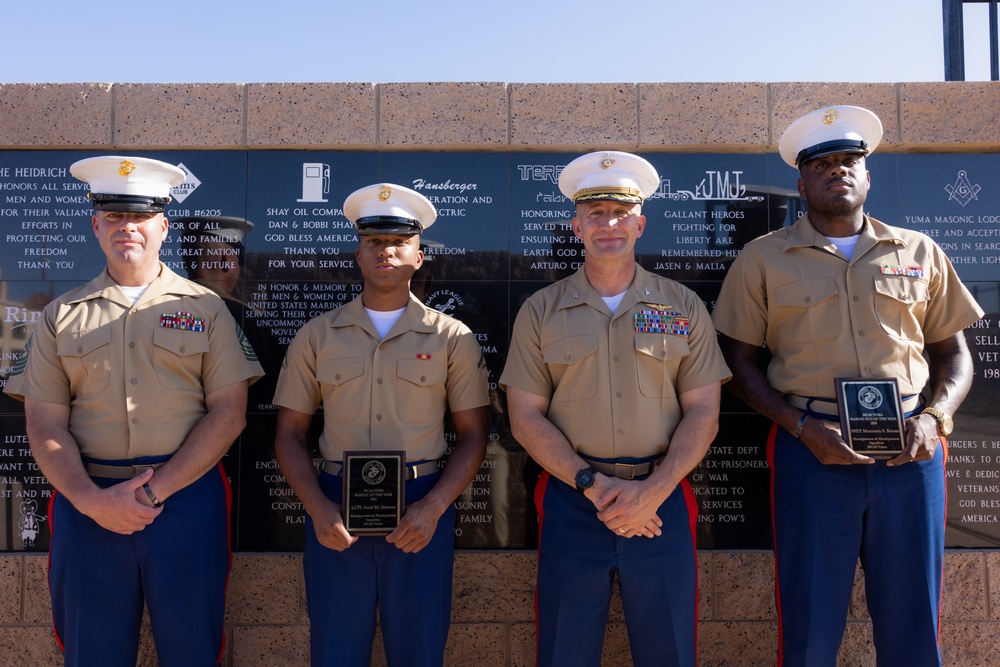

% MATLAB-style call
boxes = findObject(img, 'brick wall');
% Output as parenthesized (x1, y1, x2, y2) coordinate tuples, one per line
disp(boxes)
(1, 81, 999, 666)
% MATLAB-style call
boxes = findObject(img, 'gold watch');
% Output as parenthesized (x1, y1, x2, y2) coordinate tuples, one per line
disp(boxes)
(922, 407, 954, 437)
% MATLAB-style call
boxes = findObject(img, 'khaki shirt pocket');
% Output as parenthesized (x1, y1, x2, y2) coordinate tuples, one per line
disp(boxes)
(396, 359, 447, 424)
(317, 357, 365, 423)
(544, 335, 598, 402)
(152, 327, 211, 390)
(873, 276, 929, 340)
(774, 278, 841, 343)
(57, 327, 112, 396)
(635, 333, 688, 398)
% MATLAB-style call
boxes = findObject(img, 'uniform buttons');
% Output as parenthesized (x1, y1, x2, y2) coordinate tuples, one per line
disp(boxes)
(77, 346, 83, 354)
(864, 366, 871, 374)
(128, 342, 135, 349)
(376, 414, 383, 421)
(613, 356, 620, 363)
(376, 378, 382, 384)
(616, 391, 622, 398)
(179, 346, 185, 354)
(420, 375, 426, 383)
(804, 297, 812, 303)
(565, 353, 572, 361)
(379, 344, 385, 351)
(131, 418, 138, 425)
(617, 428, 624, 436)
(130, 378, 137, 385)
(611, 322, 617, 328)
(858, 330, 865, 337)
(335, 374, 341, 381)
(130, 309, 137, 314)
(852, 294, 860, 302)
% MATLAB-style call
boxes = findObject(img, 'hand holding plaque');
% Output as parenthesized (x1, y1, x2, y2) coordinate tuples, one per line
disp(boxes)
(342, 451, 405, 535)
(835, 378, 906, 457)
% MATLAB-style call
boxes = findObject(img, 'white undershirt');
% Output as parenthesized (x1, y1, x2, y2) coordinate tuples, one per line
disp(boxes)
(826, 234, 861, 259)
(365, 307, 406, 338)
(601, 290, 628, 315)
(119, 285, 150, 305)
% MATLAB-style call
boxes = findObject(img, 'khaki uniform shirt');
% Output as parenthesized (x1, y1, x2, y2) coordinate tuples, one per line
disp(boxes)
(500, 265, 731, 459)
(273, 292, 489, 462)
(712, 214, 984, 398)
(5, 264, 264, 459)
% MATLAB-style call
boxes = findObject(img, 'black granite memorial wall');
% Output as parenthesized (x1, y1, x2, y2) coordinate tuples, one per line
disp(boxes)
(0, 150, 997, 551)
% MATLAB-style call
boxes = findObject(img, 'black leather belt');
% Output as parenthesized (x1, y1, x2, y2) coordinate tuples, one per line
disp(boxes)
(322, 459, 442, 480)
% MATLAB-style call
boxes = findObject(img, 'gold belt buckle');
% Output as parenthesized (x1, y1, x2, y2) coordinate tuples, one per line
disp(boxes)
(613, 462, 636, 480)
(132, 464, 154, 477)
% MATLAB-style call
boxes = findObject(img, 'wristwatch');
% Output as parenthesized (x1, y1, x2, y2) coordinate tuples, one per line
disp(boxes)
(922, 407, 954, 437)
(574, 467, 598, 494)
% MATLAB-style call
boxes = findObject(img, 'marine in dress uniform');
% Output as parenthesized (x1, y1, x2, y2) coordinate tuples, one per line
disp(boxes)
(500, 152, 731, 667)
(712, 107, 984, 667)
(272, 183, 489, 667)
(4, 156, 264, 667)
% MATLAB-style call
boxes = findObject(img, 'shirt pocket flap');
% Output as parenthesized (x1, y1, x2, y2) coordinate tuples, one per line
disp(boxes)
(873, 276, 929, 304)
(396, 359, 447, 387)
(152, 327, 210, 357)
(57, 327, 112, 357)
(774, 277, 839, 308)
(543, 335, 599, 366)
(317, 357, 365, 386)
(634, 333, 690, 361)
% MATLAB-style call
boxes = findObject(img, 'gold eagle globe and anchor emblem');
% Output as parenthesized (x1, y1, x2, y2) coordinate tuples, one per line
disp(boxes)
(118, 160, 137, 177)
(378, 185, 392, 202)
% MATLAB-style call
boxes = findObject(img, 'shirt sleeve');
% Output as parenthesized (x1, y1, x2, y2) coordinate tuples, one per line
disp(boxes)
(3, 307, 70, 405)
(445, 324, 490, 413)
(272, 319, 323, 416)
(498, 296, 553, 399)
(712, 246, 769, 346)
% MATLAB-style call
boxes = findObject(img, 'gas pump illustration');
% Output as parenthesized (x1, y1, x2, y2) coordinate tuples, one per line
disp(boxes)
(297, 162, 331, 202)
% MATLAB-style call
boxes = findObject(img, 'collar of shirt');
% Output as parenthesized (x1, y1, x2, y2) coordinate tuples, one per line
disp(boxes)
(331, 291, 440, 340)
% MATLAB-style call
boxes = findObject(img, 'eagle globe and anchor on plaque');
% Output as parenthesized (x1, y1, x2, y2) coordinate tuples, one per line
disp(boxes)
(835, 377, 906, 456)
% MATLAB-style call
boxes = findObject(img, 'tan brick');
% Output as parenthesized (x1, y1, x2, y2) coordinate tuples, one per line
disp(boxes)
(699, 620, 777, 666)
(0, 556, 20, 624)
(901, 82, 1000, 149)
(838, 621, 875, 666)
(769, 83, 899, 150)
(114, 83, 244, 148)
(231, 624, 310, 667)
(943, 551, 987, 619)
(510, 83, 637, 150)
(444, 623, 507, 666)
(987, 550, 1000, 620)
(22, 554, 50, 624)
(247, 83, 375, 148)
(510, 622, 535, 667)
(452, 552, 534, 622)
(0, 626, 62, 666)
(640, 82, 769, 150)
(0, 83, 111, 147)
(226, 554, 303, 624)
(711, 551, 776, 620)
(848, 562, 870, 620)
(940, 621, 1000, 666)
(379, 82, 507, 149)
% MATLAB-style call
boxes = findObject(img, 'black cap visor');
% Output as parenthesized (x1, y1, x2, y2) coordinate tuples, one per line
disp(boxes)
(796, 139, 868, 167)
(355, 216, 422, 236)
(89, 193, 171, 213)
